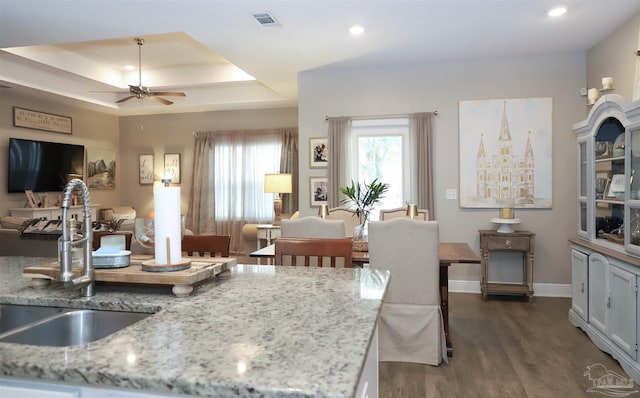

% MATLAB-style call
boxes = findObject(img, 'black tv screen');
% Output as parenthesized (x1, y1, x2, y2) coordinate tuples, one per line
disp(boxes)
(8, 138, 84, 193)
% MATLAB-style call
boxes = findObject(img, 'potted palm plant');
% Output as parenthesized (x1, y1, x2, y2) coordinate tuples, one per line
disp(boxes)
(339, 178, 389, 243)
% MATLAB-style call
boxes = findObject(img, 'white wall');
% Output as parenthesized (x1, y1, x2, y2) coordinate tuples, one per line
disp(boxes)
(0, 90, 120, 216)
(587, 12, 639, 103)
(298, 53, 586, 285)
(118, 108, 298, 217)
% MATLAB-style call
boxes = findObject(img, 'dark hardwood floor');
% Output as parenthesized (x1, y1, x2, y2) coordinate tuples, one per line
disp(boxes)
(379, 293, 639, 398)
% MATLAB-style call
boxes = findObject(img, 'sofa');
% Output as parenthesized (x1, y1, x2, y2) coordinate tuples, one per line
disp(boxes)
(0, 228, 58, 257)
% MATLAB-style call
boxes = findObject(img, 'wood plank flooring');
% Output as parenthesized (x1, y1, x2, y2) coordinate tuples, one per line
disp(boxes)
(379, 293, 639, 398)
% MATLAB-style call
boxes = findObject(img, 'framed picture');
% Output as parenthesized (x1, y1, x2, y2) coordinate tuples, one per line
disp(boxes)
(310, 176, 328, 207)
(608, 174, 625, 198)
(164, 153, 181, 184)
(87, 148, 116, 190)
(309, 137, 328, 168)
(139, 154, 154, 185)
(459, 97, 553, 209)
(24, 190, 38, 208)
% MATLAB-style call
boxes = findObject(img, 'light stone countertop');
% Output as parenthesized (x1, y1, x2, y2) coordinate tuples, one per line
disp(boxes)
(0, 257, 389, 398)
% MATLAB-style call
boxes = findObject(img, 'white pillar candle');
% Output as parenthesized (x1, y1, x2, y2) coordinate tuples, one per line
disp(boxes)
(153, 185, 182, 265)
(588, 88, 599, 104)
(602, 76, 613, 90)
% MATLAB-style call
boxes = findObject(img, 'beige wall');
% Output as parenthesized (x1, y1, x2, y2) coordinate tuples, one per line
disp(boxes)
(118, 108, 298, 217)
(298, 53, 586, 287)
(0, 91, 120, 216)
(587, 12, 639, 103)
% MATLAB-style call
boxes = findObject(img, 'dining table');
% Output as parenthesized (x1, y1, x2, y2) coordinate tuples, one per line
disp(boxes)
(250, 241, 480, 356)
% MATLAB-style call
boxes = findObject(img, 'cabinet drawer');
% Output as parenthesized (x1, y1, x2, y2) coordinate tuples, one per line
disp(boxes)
(487, 236, 529, 251)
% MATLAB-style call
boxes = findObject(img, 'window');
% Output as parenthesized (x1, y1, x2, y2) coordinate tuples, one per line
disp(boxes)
(213, 132, 281, 221)
(349, 118, 412, 219)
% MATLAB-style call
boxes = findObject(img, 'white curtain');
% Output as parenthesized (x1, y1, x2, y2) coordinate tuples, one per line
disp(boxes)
(187, 129, 291, 253)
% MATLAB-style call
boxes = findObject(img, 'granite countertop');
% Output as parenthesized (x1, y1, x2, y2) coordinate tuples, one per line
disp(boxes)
(0, 257, 389, 397)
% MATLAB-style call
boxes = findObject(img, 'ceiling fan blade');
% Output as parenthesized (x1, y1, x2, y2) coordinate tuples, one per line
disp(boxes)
(149, 96, 173, 105)
(152, 91, 186, 97)
(116, 95, 136, 104)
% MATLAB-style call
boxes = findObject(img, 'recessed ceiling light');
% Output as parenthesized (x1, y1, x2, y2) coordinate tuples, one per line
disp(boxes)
(349, 25, 364, 35)
(123, 65, 135, 71)
(548, 6, 567, 17)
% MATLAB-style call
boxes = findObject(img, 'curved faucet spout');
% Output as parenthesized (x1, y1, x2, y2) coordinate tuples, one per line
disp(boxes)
(59, 178, 95, 297)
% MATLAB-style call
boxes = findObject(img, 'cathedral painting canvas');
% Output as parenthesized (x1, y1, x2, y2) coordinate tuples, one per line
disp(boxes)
(459, 97, 552, 209)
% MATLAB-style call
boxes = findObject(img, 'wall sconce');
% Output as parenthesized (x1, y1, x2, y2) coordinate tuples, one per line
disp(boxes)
(406, 204, 418, 220)
(318, 204, 330, 219)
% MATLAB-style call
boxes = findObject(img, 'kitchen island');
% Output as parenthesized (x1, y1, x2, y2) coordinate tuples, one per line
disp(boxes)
(0, 257, 389, 397)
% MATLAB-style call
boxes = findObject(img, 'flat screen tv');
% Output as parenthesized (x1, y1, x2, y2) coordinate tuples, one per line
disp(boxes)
(7, 138, 84, 193)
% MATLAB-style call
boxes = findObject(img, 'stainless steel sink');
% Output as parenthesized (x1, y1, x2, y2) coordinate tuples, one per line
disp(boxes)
(0, 306, 151, 346)
(0, 304, 69, 334)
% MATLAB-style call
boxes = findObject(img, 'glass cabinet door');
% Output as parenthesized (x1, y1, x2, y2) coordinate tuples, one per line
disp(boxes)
(578, 140, 588, 237)
(627, 128, 640, 253)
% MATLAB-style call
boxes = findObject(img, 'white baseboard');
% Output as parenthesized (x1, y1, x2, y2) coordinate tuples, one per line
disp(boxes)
(448, 280, 572, 298)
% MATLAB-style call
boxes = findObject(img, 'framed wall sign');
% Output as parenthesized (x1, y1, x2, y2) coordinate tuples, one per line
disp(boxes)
(164, 153, 181, 184)
(13, 107, 72, 134)
(309, 137, 328, 168)
(309, 176, 328, 207)
(139, 154, 154, 185)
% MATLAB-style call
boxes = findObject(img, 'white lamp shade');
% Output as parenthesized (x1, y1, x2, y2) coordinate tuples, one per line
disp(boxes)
(264, 173, 292, 194)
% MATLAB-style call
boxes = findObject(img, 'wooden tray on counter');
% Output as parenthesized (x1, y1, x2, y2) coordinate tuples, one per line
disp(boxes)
(22, 255, 237, 297)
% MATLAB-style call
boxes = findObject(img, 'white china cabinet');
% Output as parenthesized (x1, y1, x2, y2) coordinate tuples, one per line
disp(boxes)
(570, 93, 640, 382)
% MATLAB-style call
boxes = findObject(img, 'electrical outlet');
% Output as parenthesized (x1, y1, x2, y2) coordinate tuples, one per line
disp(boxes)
(446, 189, 457, 200)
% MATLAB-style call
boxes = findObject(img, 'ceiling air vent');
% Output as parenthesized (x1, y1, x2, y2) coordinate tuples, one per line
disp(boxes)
(252, 11, 280, 27)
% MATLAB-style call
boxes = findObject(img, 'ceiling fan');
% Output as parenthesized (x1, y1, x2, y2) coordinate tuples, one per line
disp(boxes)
(112, 38, 186, 105)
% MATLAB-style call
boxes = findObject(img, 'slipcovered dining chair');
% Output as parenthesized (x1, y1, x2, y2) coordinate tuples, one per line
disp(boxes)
(325, 207, 360, 237)
(182, 235, 231, 257)
(379, 206, 429, 221)
(368, 218, 447, 365)
(274, 237, 353, 267)
(280, 217, 346, 266)
(280, 217, 345, 238)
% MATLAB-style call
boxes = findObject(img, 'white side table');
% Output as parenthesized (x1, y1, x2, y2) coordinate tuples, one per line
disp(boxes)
(256, 224, 281, 264)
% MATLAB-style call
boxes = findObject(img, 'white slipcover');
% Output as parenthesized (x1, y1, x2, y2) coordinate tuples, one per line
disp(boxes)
(379, 207, 429, 221)
(325, 207, 360, 237)
(368, 218, 447, 365)
(280, 217, 345, 238)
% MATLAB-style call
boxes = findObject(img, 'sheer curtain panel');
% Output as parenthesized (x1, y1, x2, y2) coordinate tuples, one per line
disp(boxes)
(187, 129, 291, 253)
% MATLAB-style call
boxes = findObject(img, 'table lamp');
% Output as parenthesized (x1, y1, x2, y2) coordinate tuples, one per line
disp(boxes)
(264, 173, 292, 226)
(318, 204, 330, 218)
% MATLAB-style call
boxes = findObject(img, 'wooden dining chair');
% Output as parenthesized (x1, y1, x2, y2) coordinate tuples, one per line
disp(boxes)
(182, 235, 231, 257)
(274, 237, 353, 267)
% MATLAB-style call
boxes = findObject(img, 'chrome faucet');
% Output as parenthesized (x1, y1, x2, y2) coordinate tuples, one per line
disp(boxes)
(59, 178, 95, 297)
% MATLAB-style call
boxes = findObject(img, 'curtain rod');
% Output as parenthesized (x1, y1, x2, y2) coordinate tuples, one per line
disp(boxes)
(324, 111, 438, 121)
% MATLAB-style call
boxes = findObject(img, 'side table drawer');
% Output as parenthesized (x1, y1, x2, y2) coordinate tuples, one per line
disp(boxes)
(487, 236, 529, 251)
